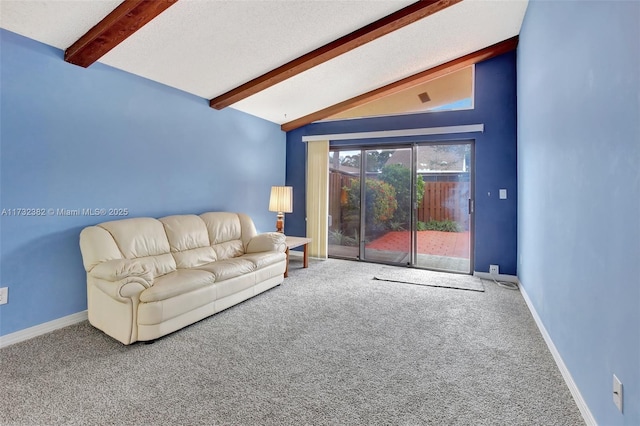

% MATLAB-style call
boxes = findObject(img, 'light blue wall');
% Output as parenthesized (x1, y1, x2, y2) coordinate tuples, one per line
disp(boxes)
(286, 52, 518, 275)
(0, 29, 286, 337)
(517, 2, 640, 424)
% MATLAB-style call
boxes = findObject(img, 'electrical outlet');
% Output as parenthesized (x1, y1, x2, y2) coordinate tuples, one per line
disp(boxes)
(0, 287, 8, 305)
(613, 374, 623, 412)
(489, 265, 499, 275)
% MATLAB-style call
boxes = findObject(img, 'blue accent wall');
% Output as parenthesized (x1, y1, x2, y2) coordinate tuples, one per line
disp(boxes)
(518, 2, 640, 425)
(286, 52, 518, 275)
(0, 29, 286, 337)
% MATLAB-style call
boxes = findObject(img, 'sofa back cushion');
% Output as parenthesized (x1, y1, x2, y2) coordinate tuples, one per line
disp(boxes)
(79, 212, 260, 279)
(100, 218, 170, 258)
(97, 217, 176, 278)
(200, 212, 244, 260)
(160, 214, 217, 268)
(79, 226, 125, 272)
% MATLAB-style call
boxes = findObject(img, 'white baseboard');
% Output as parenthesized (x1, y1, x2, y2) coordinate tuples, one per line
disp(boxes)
(519, 282, 596, 426)
(473, 271, 519, 283)
(0, 310, 88, 349)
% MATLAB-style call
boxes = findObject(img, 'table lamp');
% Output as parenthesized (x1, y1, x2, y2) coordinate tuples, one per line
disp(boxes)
(269, 186, 293, 233)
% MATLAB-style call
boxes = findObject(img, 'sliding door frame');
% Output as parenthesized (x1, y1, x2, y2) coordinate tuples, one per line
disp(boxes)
(412, 140, 475, 274)
(360, 145, 414, 266)
(328, 139, 475, 274)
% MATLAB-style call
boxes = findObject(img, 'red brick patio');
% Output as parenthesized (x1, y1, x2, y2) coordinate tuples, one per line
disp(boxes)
(366, 230, 470, 258)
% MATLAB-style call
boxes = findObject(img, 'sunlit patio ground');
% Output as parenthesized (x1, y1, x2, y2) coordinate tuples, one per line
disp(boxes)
(329, 230, 471, 273)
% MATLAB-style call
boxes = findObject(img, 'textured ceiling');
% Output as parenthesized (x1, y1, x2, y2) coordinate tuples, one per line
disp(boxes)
(0, 0, 528, 126)
(0, 1, 123, 47)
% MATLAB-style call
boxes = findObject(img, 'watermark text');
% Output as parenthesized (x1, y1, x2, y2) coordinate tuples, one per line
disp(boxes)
(1, 208, 130, 217)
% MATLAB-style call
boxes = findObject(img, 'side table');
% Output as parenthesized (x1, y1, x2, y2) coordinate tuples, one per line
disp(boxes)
(284, 236, 312, 278)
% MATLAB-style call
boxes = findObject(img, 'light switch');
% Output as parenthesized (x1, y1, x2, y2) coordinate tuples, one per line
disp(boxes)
(613, 374, 623, 412)
(499, 189, 507, 199)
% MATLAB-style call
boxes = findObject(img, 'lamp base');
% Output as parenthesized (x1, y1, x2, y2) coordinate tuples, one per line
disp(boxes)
(275, 213, 285, 233)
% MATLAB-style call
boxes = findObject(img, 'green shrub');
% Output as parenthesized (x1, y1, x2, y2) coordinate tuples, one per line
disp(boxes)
(343, 178, 397, 238)
(329, 229, 359, 246)
(379, 164, 425, 227)
(329, 229, 344, 245)
(388, 221, 405, 231)
(417, 219, 461, 232)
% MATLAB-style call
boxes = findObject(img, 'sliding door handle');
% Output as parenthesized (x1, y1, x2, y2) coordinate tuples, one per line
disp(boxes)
(468, 199, 474, 214)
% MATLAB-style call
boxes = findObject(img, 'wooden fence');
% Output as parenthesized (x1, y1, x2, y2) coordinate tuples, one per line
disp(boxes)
(329, 171, 353, 229)
(418, 181, 470, 229)
(329, 170, 470, 230)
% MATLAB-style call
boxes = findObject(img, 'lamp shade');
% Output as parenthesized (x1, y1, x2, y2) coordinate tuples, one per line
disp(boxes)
(268, 186, 293, 213)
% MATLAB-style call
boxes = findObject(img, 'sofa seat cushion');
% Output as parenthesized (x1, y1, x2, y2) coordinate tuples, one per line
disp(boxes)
(241, 252, 286, 269)
(196, 258, 255, 282)
(140, 269, 215, 303)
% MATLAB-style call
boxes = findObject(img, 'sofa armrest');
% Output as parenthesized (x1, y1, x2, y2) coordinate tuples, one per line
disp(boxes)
(92, 276, 152, 301)
(246, 232, 286, 253)
(89, 259, 153, 282)
(88, 259, 154, 301)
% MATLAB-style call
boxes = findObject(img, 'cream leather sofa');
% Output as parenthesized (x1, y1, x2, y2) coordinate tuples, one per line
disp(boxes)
(79, 212, 286, 345)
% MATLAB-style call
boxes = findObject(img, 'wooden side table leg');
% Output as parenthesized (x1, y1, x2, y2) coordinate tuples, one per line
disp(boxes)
(285, 247, 290, 278)
(303, 243, 309, 268)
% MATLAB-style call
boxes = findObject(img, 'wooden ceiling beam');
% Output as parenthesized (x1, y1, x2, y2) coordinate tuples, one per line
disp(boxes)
(65, 0, 179, 68)
(281, 36, 519, 132)
(209, 0, 462, 110)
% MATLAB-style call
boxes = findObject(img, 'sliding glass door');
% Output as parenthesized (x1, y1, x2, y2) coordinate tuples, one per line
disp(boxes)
(328, 150, 360, 259)
(362, 147, 412, 265)
(328, 142, 473, 274)
(414, 143, 473, 273)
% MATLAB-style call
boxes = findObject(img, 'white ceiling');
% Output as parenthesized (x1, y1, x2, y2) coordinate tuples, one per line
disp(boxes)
(0, 0, 529, 126)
